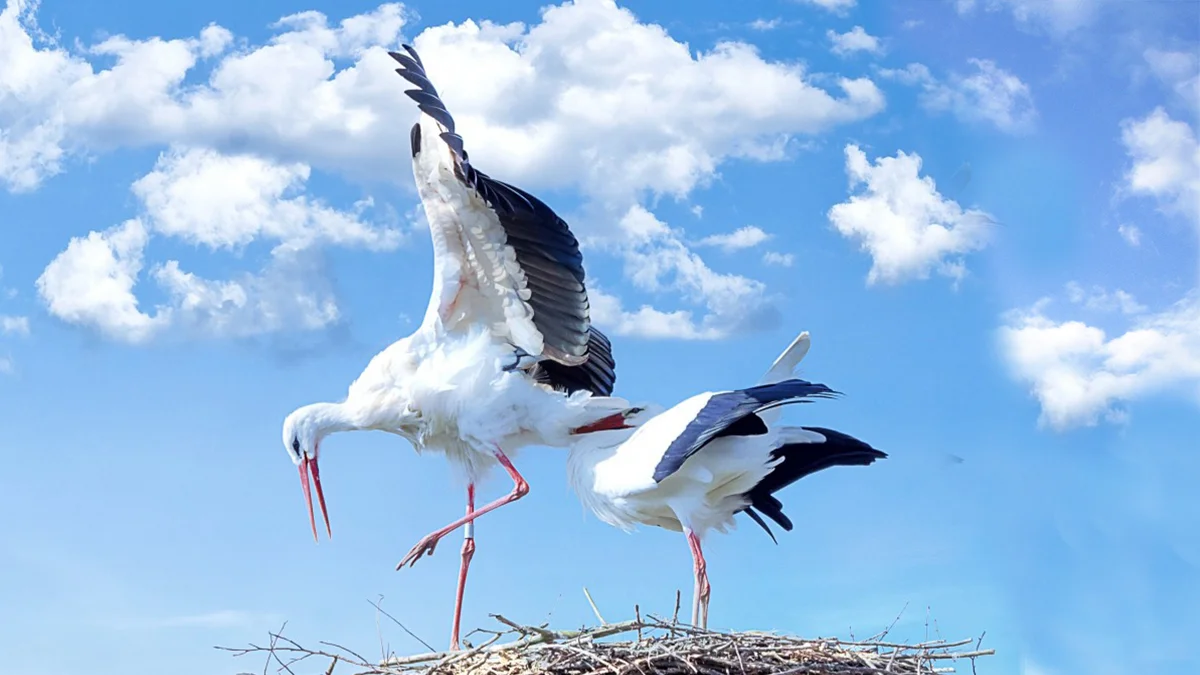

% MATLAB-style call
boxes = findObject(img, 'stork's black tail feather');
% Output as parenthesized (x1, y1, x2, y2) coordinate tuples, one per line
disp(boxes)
(532, 327, 617, 397)
(740, 426, 886, 542)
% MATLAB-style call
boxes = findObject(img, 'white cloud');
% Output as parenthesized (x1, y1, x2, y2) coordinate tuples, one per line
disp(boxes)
(828, 26, 883, 57)
(793, 0, 856, 15)
(1143, 48, 1199, 112)
(36, 148, 400, 343)
(1118, 223, 1142, 247)
(891, 58, 1037, 134)
(877, 63, 933, 86)
(763, 251, 795, 267)
(999, 290, 1200, 430)
(2, 0, 884, 205)
(587, 206, 778, 339)
(827, 144, 994, 285)
(696, 225, 770, 252)
(1065, 282, 1147, 315)
(0, 315, 29, 335)
(36, 219, 169, 344)
(7, 0, 892, 341)
(748, 18, 781, 31)
(1120, 108, 1200, 226)
(589, 287, 724, 340)
(956, 0, 1100, 36)
(130, 147, 400, 252)
(0, 355, 11, 374)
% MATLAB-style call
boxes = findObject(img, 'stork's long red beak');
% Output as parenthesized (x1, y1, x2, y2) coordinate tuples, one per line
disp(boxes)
(299, 456, 331, 542)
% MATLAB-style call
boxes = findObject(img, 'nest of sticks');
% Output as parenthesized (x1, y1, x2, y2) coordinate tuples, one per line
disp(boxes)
(217, 605, 994, 675)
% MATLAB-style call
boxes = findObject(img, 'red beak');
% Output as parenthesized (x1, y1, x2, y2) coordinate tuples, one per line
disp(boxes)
(299, 455, 332, 542)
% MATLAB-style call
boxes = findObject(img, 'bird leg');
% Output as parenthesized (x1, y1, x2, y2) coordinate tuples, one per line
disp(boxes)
(686, 529, 711, 629)
(396, 447, 530, 570)
(449, 484, 476, 651)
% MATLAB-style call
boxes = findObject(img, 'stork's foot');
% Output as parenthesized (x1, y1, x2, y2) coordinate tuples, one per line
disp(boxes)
(396, 533, 443, 569)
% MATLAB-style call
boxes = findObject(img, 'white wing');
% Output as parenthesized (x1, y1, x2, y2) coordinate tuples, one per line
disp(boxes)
(390, 46, 593, 367)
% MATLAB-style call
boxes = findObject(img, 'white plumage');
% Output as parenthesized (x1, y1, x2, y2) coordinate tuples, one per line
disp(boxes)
(566, 331, 886, 628)
(280, 44, 634, 651)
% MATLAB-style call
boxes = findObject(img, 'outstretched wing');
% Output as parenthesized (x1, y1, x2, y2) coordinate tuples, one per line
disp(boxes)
(388, 45, 592, 366)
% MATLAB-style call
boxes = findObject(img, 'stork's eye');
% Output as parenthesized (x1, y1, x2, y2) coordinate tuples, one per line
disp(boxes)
(292, 438, 301, 454)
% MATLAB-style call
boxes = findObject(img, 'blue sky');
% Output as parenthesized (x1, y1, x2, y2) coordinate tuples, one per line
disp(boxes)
(2, 0, 1198, 674)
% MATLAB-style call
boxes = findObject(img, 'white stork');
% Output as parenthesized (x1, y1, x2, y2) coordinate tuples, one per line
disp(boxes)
(565, 331, 886, 628)
(280, 44, 635, 650)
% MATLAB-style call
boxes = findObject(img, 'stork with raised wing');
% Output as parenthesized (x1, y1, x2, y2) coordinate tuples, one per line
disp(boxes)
(280, 44, 634, 650)
(566, 331, 886, 628)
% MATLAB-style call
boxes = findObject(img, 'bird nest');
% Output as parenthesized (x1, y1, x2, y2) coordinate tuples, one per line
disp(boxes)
(218, 610, 994, 675)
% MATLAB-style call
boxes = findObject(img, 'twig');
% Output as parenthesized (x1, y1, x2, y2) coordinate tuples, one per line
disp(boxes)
(871, 602, 909, 643)
(374, 595, 387, 663)
(671, 591, 681, 637)
(368, 598, 435, 653)
(635, 605, 643, 642)
(583, 587, 608, 625)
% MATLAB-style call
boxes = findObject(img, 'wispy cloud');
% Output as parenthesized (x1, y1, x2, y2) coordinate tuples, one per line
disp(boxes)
(696, 226, 771, 252)
(1, 315, 29, 336)
(112, 610, 284, 631)
(748, 18, 781, 31)
(763, 252, 795, 267)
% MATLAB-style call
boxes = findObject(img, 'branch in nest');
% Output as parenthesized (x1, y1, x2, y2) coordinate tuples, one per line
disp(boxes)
(217, 613, 996, 675)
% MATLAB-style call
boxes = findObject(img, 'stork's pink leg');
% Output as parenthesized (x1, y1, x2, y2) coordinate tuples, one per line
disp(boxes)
(396, 447, 529, 570)
(448, 484, 476, 651)
(685, 529, 711, 629)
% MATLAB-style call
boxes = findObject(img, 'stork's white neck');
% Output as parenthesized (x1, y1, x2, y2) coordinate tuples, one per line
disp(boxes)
(297, 402, 364, 441)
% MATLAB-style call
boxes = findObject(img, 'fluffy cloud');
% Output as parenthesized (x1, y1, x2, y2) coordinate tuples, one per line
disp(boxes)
(955, 0, 1100, 36)
(999, 289, 1200, 430)
(8, 0, 888, 341)
(36, 148, 401, 343)
(881, 59, 1036, 134)
(827, 144, 994, 285)
(589, 206, 779, 339)
(130, 148, 399, 252)
(0, 0, 410, 192)
(696, 225, 770, 252)
(1120, 108, 1200, 226)
(828, 26, 883, 57)
(36, 219, 168, 344)
(2, 0, 884, 204)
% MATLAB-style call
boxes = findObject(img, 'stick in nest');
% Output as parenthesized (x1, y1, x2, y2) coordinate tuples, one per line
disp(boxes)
(216, 613, 996, 675)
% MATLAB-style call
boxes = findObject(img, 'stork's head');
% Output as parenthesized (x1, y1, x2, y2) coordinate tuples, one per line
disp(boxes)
(281, 404, 335, 542)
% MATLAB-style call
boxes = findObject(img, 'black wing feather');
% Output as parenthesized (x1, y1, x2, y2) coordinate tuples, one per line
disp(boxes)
(533, 327, 617, 396)
(652, 379, 840, 483)
(388, 45, 592, 364)
(741, 426, 886, 535)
